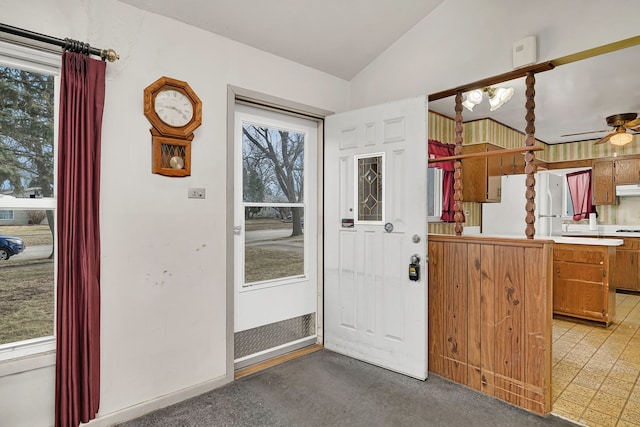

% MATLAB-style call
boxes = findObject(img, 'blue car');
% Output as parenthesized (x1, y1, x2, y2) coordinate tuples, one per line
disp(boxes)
(0, 235, 25, 260)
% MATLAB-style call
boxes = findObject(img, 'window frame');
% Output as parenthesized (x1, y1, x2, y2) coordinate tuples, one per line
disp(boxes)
(238, 115, 312, 291)
(353, 152, 385, 225)
(427, 166, 444, 222)
(0, 40, 60, 362)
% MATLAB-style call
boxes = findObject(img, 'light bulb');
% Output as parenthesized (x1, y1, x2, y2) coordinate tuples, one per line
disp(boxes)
(462, 89, 483, 112)
(610, 132, 633, 146)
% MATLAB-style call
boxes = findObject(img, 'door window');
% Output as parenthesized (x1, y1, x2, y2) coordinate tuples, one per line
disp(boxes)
(241, 123, 306, 286)
(355, 153, 384, 224)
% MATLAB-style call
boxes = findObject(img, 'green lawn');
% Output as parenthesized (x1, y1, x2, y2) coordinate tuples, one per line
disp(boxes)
(0, 224, 53, 246)
(0, 261, 54, 345)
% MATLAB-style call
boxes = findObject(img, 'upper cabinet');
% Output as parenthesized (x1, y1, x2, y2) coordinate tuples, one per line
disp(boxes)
(592, 157, 640, 205)
(592, 160, 615, 205)
(614, 158, 640, 185)
(461, 143, 502, 202)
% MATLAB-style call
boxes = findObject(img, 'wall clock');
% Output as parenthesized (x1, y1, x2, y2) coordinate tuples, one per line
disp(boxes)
(143, 76, 202, 177)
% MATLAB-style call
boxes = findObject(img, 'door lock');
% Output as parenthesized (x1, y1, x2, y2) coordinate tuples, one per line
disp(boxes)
(409, 254, 420, 282)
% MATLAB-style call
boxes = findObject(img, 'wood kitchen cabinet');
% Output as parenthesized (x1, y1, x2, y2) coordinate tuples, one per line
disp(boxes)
(499, 153, 527, 175)
(461, 143, 502, 202)
(553, 243, 616, 326)
(615, 237, 640, 292)
(614, 158, 640, 184)
(592, 160, 615, 205)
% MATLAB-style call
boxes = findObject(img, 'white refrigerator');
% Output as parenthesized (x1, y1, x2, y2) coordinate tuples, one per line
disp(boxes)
(482, 172, 563, 237)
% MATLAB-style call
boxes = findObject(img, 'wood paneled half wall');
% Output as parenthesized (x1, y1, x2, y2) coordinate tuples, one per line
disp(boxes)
(428, 234, 553, 415)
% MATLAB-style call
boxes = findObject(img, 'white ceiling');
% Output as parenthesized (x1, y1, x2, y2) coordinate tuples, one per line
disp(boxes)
(120, 0, 445, 80)
(120, 0, 639, 145)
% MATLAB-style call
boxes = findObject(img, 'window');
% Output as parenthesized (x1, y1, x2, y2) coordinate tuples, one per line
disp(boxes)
(0, 40, 59, 360)
(355, 153, 384, 224)
(241, 121, 307, 285)
(427, 167, 444, 220)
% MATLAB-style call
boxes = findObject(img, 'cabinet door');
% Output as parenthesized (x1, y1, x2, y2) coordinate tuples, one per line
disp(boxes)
(592, 160, 615, 205)
(615, 249, 638, 291)
(615, 238, 640, 291)
(554, 260, 605, 320)
(461, 144, 488, 202)
(614, 158, 640, 184)
(552, 262, 566, 312)
(486, 145, 502, 202)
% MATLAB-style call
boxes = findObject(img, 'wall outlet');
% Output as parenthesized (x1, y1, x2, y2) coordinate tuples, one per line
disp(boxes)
(188, 187, 206, 199)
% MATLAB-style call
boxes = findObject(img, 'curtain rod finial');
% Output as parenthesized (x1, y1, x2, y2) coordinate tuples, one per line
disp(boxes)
(102, 48, 119, 62)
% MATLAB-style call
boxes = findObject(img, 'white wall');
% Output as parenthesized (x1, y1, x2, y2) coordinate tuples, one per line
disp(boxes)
(0, 1, 348, 426)
(2, 0, 638, 425)
(349, 0, 640, 108)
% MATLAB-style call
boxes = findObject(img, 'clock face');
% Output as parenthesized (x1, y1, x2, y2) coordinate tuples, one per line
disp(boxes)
(154, 89, 194, 127)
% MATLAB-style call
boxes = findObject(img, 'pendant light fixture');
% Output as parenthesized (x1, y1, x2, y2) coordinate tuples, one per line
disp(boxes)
(609, 131, 634, 146)
(462, 86, 515, 112)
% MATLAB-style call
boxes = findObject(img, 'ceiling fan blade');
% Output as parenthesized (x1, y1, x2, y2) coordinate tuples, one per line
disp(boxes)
(561, 129, 611, 137)
(627, 126, 640, 133)
(594, 133, 613, 145)
(624, 117, 640, 128)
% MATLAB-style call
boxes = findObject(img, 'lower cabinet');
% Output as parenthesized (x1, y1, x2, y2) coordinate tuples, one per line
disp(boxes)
(553, 243, 616, 326)
(615, 238, 640, 292)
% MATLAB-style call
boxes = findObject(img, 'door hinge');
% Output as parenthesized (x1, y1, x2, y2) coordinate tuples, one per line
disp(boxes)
(603, 269, 606, 277)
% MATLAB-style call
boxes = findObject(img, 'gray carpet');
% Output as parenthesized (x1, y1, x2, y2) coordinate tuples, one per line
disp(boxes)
(117, 349, 578, 427)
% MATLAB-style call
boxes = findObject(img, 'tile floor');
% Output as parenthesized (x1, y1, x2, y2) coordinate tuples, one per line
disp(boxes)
(552, 293, 640, 427)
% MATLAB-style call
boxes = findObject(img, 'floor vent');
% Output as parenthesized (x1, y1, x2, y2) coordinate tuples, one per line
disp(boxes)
(234, 313, 315, 360)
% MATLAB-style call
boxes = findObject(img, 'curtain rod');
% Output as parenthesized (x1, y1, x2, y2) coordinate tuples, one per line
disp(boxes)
(0, 22, 119, 62)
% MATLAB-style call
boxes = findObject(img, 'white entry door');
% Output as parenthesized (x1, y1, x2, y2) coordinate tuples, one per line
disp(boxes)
(324, 96, 428, 379)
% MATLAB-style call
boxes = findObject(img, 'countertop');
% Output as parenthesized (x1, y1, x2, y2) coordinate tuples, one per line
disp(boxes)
(553, 236, 623, 246)
(462, 233, 623, 246)
(562, 230, 640, 238)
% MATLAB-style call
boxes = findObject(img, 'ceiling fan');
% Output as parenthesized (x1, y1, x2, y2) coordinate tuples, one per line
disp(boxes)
(561, 113, 640, 145)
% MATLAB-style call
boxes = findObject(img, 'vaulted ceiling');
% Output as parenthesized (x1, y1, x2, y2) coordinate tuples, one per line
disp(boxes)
(120, 1, 640, 146)
(120, 0, 445, 80)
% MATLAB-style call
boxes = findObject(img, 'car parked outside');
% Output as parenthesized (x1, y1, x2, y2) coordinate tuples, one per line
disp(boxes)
(0, 235, 25, 260)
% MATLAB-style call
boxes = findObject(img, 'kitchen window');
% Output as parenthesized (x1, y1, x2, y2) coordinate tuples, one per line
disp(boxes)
(427, 167, 443, 220)
(0, 40, 59, 361)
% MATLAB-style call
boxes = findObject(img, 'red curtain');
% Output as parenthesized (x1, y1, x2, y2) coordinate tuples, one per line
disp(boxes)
(566, 169, 594, 221)
(55, 52, 105, 427)
(428, 140, 464, 222)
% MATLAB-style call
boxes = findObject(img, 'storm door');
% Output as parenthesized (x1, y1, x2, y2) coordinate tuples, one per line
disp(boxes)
(233, 103, 318, 369)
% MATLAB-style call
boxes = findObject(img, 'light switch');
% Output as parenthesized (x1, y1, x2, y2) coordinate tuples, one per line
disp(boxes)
(188, 187, 206, 199)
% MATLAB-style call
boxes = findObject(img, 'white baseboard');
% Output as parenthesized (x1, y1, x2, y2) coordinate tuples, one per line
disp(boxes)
(84, 374, 232, 427)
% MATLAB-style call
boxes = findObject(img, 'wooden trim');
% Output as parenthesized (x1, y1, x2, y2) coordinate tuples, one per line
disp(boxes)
(454, 92, 464, 235)
(429, 234, 553, 247)
(551, 35, 640, 67)
(428, 145, 544, 164)
(428, 62, 554, 102)
(524, 72, 536, 239)
(234, 344, 323, 380)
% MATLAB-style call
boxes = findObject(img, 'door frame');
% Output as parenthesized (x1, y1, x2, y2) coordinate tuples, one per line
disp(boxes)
(225, 85, 332, 381)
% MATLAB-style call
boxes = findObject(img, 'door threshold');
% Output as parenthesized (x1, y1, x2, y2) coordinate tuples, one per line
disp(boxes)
(234, 344, 323, 380)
